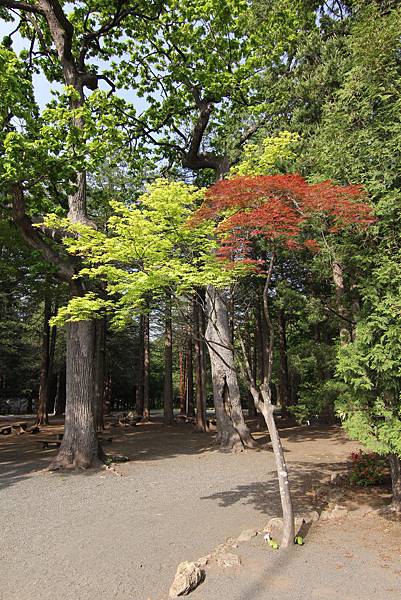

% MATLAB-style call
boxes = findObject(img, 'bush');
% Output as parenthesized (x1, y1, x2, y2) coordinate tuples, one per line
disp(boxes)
(348, 449, 388, 487)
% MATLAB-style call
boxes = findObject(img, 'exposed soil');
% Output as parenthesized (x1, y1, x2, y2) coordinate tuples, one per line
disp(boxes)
(0, 416, 399, 600)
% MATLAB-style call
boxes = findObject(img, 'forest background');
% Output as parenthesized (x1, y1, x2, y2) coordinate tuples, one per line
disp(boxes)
(1, 0, 401, 510)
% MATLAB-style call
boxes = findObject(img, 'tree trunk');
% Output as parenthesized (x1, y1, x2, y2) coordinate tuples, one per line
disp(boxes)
(186, 324, 195, 418)
(179, 351, 186, 415)
(163, 294, 174, 425)
(205, 285, 257, 450)
(332, 261, 352, 345)
(250, 385, 295, 547)
(46, 306, 57, 414)
(136, 313, 145, 417)
(49, 320, 102, 470)
(193, 298, 207, 431)
(94, 318, 105, 431)
(278, 309, 290, 409)
(143, 308, 150, 421)
(389, 454, 401, 512)
(36, 296, 51, 426)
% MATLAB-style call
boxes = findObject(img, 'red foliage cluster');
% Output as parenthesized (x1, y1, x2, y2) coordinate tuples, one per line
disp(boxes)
(193, 174, 373, 263)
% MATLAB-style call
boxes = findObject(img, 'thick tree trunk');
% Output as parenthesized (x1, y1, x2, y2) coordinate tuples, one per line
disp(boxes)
(389, 454, 401, 512)
(49, 320, 102, 470)
(193, 298, 207, 431)
(205, 285, 257, 450)
(36, 296, 51, 426)
(94, 318, 105, 431)
(163, 294, 174, 425)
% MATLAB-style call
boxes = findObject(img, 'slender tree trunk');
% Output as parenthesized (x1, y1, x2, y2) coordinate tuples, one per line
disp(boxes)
(49, 319, 102, 470)
(248, 330, 257, 418)
(249, 384, 295, 547)
(389, 454, 401, 512)
(193, 298, 207, 431)
(94, 318, 106, 431)
(36, 296, 51, 426)
(186, 324, 195, 418)
(163, 293, 174, 425)
(179, 351, 186, 414)
(136, 314, 145, 417)
(143, 308, 150, 421)
(278, 309, 290, 409)
(332, 261, 352, 345)
(46, 306, 57, 414)
(205, 285, 257, 450)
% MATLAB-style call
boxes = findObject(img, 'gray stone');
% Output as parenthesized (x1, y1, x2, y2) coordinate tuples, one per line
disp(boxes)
(169, 561, 203, 597)
(216, 552, 241, 568)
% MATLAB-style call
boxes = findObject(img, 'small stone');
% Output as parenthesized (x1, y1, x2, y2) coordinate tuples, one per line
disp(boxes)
(216, 552, 241, 568)
(237, 528, 258, 543)
(169, 561, 203, 597)
(196, 555, 211, 568)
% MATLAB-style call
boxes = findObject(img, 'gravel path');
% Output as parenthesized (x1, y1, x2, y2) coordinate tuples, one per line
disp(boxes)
(0, 421, 398, 600)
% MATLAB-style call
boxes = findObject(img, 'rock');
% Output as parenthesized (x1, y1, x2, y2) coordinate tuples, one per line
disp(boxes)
(216, 552, 241, 568)
(168, 561, 204, 597)
(237, 528, 258, 543)
(196, 555, 211, 568)
(225, 536, 239, 548)
(302, 510, 320, 523)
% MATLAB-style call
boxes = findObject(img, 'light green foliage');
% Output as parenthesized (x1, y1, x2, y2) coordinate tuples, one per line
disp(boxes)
(230, 131, 300, 176)
(45, 179, 247, 326)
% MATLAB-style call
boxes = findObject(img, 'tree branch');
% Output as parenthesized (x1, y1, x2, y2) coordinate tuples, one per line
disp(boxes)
(0, 0, 45, 16)
(11, 183, 75, 282)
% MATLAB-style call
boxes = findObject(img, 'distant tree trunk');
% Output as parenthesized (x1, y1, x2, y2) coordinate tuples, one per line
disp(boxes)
(278, 309, 290, 409)
(179, 351, 186, 414)
(143, 308, 150, 421)
(136, 314, 145, 417)
(163, 293, 174, 425)
(49, 319, 102, 470)
(46, 306, 57, 414)
(332, 261, 352, 345)
(389, 454, 401, 512)
(186, 324, 195, 418)
(248, 330, 257, 418)
(94, 318, 105, 431)
(205, 285, 258, 450)
(193, 297, 207, 431)
(36, 296, 51, 426)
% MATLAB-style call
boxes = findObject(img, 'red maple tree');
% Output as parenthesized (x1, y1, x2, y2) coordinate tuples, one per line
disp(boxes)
(194, 174, 373, 263)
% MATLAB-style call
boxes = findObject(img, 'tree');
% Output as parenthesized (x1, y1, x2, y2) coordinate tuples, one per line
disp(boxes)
(115, 0, 318, 449)
(307, 3, 401, 511)
(194, 172, 372, 546)
(0, 1, 160, 468)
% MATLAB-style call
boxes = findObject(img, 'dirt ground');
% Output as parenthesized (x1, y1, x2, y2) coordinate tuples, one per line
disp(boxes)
(0, 416, 400, 600)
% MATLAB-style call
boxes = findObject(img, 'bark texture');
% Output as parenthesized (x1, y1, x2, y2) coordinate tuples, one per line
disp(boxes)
(36, 296, 51, 426)
(163, 294, 174, 425)
(205, 285, 257, 450)
(49, 320, 101, 470)
(193, 297, 207, 431)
